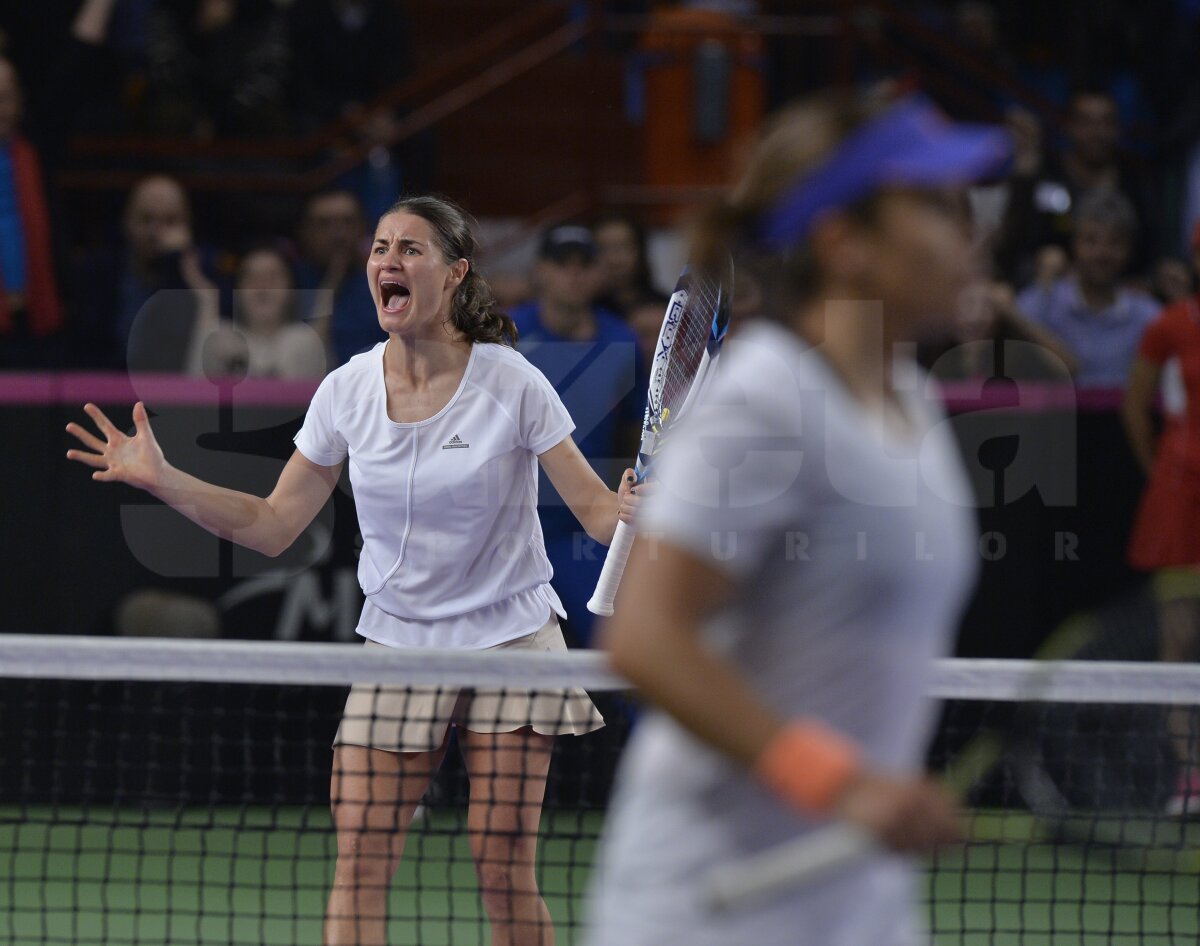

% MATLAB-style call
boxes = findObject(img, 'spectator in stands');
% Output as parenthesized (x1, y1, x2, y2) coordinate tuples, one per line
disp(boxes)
(294, 189, 380, 367)
(72, 174, 223, 371)
(1030, 243, 1070, 289)
(1015, 190, 1159, 386)
(1061, 88, 1137, 198)
(592, 210, 662, 316)
(994, 88, 1148, 286)
(196, 244, 326, 379)
(510, 225, 646, 647)
(1152, 256, 1195, 305)
(1122, 219, 1200, 816)
(0, 55, 63, 368)
(0, 0, 123, 367)
(142, 0, 290, 138)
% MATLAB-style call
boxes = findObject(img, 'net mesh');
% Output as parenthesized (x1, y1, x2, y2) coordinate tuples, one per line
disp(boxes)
(929, 663, 1200, 946)
(3, 637, 1200, 945)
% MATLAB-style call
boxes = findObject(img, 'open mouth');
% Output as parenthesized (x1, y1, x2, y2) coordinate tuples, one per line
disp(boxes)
(380, 280, 411, 313)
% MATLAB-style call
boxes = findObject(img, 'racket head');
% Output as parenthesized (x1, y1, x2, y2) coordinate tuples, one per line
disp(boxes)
(639, 255, 733, 471)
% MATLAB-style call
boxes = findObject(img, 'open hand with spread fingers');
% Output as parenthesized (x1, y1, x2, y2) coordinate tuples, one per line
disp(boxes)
(65, 401, 166, 492)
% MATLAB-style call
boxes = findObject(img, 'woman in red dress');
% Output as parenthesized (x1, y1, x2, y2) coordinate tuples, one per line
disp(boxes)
(1123, 221, 1200, 816)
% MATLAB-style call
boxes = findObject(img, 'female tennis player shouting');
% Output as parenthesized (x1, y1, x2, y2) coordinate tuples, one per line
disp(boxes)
(585, 92, 1011, 946)
(67, 195, 637, 946)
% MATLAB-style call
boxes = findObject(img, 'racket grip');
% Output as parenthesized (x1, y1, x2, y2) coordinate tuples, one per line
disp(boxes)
(586, 520, 636, 616)
(704, 824, 877, 913)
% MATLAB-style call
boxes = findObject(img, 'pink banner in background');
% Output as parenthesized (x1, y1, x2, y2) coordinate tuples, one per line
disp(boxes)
(0, 373, 322, 407)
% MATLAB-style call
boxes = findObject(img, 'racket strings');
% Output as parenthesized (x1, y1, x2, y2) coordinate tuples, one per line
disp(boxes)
(659, 280, 720, 417)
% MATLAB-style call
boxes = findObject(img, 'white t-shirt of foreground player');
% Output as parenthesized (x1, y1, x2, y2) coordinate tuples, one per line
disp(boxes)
(586, 321, 979, 946)
(294, 340, 573, 649)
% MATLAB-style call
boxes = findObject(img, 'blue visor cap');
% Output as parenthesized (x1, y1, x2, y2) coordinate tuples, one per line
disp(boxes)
(759, 94, 1013, 252)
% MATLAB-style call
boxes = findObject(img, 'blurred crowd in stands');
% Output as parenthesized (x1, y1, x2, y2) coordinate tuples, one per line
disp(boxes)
(2, 0, 1200, 398)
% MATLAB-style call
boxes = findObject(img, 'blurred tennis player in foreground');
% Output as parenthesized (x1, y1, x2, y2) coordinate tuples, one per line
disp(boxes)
(67, 194, 639, 946)
(585, 91, 1012, 945)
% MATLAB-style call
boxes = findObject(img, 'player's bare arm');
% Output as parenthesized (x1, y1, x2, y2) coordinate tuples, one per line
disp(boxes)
(67, 401, 341, 557)
(538, 436, 637, 545)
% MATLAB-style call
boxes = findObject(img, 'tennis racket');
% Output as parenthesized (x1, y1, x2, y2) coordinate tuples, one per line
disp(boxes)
(704, 823, 878, 912)
(586, 258, 734, 616)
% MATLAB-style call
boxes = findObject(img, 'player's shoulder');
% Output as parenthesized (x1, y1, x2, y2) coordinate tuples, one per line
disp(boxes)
(335, 342, 384, 375)
(316, 342, 383, 395)
(469, 343, 565, 417)
(470, 341, 555, 390)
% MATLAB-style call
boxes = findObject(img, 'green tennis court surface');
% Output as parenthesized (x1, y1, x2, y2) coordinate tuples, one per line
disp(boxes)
(4, 807, 1199, 944)
(2, 806, 596, 945)
(928, 812, 1200, 945)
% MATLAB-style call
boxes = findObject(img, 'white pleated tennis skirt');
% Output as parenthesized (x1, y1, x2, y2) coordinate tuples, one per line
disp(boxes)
(334, 616, 605, 753)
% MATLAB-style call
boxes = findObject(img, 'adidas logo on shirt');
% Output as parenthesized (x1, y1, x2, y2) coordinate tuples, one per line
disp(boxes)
(442, 434, 470, 450)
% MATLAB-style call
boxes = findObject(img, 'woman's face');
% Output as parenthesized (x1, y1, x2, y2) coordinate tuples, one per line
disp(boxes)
(236, 250, 292, 331)
(594, 220, 641, 290)
(367, 212, 465, 339)
(862, 190, 978, 334)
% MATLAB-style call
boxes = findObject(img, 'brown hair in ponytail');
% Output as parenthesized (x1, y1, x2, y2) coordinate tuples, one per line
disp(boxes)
(381, 194, 518, 346)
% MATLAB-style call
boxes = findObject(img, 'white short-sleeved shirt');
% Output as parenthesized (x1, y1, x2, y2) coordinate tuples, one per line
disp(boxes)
(585, 322, 978, 946)
(294, 341, 573, 649)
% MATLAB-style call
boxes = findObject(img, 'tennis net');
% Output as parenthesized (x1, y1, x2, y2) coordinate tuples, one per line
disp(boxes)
(3, 635, 1200, 945)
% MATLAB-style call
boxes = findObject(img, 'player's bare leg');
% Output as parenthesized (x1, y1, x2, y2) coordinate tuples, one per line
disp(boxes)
(460, 727, 555, 946)
(325, 745, 445, 945)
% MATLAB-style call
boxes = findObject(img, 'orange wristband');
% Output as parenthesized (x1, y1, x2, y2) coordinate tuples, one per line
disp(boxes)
(753, 721, 863, 815)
